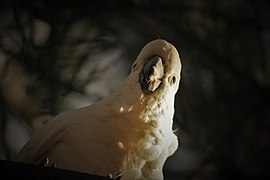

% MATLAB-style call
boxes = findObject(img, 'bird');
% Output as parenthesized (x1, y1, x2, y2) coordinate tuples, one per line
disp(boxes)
(15, 39, 182, 179)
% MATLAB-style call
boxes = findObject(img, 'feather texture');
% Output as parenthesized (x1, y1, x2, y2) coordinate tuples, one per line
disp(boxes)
(16, 39, 182, 179)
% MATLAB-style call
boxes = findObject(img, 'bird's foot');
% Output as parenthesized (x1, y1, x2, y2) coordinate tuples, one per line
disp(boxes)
(39, 157, 56, 167)
(107, 172, 121, 179)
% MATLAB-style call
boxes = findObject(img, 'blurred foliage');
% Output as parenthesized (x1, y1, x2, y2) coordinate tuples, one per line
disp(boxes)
(0, 0, 270, 179)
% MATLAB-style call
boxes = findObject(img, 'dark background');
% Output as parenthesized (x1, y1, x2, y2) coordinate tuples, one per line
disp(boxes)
(0, 0, 270, 179)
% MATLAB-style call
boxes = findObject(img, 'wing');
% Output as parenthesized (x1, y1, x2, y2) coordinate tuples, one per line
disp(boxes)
(15, 104, 128, 175)
(15, 111, 71, 164)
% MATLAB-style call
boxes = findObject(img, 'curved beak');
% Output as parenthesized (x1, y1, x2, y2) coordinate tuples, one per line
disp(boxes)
(139, 56, 164, 93)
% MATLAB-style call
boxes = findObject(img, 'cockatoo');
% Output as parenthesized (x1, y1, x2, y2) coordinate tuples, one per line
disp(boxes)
(16, 39, 182, 179)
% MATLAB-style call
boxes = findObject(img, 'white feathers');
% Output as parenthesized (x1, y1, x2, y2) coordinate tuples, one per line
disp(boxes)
(16, 39, 182, 179)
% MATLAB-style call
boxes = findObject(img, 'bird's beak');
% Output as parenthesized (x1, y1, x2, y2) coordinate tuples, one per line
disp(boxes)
(139, 56, 164, 93)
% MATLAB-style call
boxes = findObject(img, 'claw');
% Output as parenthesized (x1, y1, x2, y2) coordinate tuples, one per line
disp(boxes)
(39, 157, 56, 167)
(107, 173, 121, 179)
(40, 157, 49, 166)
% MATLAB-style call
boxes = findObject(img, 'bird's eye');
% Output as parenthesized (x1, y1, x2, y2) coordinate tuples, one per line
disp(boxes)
(132, 63, 137, 69)
(172, 76, 176, 84)
(169, 75, 177, 86)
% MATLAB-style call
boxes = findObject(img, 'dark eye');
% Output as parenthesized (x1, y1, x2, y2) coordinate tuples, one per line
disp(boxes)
(172, 76, 176, 84)
(132, 63, 137, 69)
(169, 75, 177, 86)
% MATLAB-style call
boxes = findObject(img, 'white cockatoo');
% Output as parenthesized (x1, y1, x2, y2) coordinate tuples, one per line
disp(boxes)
(16, 39, 182, 179)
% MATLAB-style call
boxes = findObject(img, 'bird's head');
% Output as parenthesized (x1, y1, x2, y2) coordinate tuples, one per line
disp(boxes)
(104, 39, 181, 116)
(130, 39, 181, 98)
